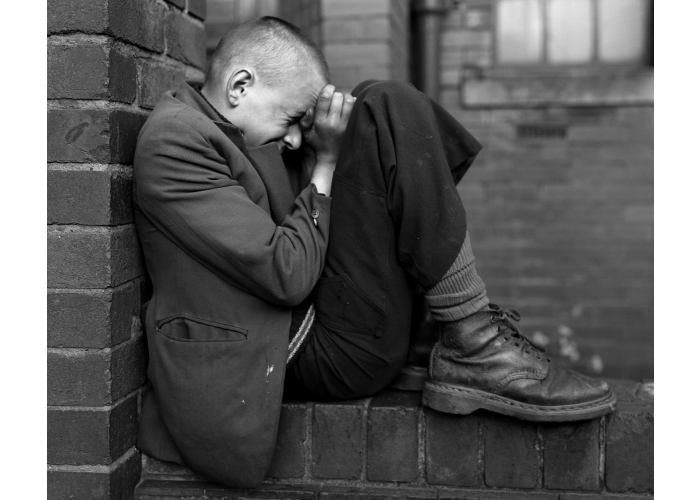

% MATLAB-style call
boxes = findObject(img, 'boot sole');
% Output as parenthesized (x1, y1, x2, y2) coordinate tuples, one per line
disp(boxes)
(422, 380, 617, 422)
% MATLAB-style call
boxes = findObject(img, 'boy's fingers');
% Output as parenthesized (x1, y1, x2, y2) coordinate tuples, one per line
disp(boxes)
(328, 91, 344, 121)
(341, 94, 355, 121)
(315, 84, 335, 118)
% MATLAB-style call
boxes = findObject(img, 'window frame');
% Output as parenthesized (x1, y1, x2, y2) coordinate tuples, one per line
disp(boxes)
(492, 0, 653, 70)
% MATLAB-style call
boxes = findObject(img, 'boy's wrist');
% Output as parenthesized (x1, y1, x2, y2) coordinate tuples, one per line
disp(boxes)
(310, 161, 334, 196)
(314, 152, 337, 166)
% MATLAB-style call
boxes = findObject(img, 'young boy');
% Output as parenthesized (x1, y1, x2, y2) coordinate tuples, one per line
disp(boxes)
(133, 17, 615, 488)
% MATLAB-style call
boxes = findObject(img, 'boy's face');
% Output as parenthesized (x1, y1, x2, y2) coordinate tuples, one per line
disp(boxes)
(235, 73, 326, 151)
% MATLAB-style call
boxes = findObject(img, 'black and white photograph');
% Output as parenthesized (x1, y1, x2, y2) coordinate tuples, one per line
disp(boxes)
(37, 0, 668, 498)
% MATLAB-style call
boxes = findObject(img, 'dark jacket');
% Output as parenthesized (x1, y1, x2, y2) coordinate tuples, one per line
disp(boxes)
(133, 83, 331, 487)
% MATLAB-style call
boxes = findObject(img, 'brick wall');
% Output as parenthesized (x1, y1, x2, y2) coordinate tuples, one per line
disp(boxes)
(438, 2, 653, 379)
(135, 381, 653, 498)
(453, 105, 653, 380)
(205, 0, 279, 58)
(47, 1, 206, 498)
(319, 0, 410, 90)
(278, 0, 323, 48)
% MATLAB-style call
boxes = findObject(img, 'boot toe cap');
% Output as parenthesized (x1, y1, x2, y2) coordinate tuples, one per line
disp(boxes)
(502, 365, 612, 407)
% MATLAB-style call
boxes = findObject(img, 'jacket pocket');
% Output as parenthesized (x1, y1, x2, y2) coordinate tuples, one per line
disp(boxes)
(156, 314, 247, 342)
(148, 315, 283, 488)
(315, 273, 386, 338)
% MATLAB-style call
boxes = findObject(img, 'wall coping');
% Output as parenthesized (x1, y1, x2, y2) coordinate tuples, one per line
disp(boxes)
(135, 379, 653, 499)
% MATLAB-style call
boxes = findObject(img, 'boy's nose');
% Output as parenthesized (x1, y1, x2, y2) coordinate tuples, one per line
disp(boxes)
(283, 125, 302, 150)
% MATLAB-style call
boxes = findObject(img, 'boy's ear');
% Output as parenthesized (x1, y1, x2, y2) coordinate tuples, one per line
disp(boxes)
(226, 68, 253, 106)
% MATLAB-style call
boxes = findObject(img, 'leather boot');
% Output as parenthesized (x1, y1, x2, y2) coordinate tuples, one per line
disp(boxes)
(422, 304, 616, 421)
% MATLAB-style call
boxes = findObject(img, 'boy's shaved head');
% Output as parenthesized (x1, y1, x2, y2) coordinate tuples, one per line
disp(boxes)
(206, 16, 329, 88)
(201, 17, 332, 151)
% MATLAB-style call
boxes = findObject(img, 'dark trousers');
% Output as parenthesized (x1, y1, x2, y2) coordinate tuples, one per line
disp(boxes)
(286, 81, 482, 400)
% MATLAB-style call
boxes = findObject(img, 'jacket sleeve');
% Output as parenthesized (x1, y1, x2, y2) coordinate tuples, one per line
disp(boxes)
(133, 115, 331, 307)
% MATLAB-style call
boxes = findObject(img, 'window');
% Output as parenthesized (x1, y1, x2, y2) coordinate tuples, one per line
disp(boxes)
(495, 0, 652, 66)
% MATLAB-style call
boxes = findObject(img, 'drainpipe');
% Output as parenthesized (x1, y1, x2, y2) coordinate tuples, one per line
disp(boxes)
(411, 0, 452, 101)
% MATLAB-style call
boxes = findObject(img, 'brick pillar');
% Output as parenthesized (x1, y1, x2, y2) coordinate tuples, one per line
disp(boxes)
(319, 0, 410, 90)
(47, 1, 206, 498)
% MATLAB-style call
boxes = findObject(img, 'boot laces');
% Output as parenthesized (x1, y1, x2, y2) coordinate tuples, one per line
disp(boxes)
(487, 304, 549, 362)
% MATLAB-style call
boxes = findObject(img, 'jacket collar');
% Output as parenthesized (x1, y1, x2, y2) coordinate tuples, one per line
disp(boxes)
(173, 83, 247, 150)
(172, 83, 297, 224)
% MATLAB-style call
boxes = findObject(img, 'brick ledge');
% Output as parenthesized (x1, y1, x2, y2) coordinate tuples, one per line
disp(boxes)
(135, 379, 653, 499)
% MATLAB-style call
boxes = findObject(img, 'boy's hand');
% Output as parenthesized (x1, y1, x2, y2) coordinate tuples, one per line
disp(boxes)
(303, 84, 355, 165)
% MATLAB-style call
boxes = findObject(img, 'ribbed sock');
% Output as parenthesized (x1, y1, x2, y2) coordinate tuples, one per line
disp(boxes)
(425, 232, 489, 322)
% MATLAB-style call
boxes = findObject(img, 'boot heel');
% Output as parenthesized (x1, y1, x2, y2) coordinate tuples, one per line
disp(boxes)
(390, 365, 428, 392)
(422, 381, 482, 415)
